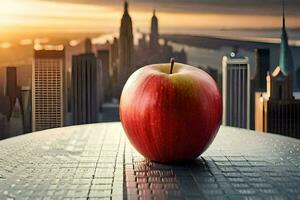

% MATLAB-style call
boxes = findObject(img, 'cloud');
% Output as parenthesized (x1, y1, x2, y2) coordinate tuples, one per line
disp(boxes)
(1, 0, 299, 35)
(43, 0, 300, 16)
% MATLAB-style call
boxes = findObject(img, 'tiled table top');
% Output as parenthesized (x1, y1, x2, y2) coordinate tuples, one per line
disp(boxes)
(0, 122, 299, 200)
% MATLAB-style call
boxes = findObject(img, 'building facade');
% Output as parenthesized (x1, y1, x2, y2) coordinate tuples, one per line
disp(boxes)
(8, 98, 23, 137)
(71, 53, 101, 125)
(222, 55, 250, 129)
(20, 86, 32, 133)
(0, 113, 8, 139)
(32, 49, 65, 131)
(97, 49, 111, 102)
(6, 67, 18, 119)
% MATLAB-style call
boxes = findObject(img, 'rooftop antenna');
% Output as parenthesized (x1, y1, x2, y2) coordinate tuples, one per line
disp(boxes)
(124, 0, 128, 13)
(282, 0, 285, 28)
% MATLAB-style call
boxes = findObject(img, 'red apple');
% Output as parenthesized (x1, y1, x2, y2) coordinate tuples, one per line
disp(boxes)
(120, 60, 222, 163)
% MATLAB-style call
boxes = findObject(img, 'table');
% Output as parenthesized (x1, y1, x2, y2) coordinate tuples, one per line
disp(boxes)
(0, 122, 299, 200)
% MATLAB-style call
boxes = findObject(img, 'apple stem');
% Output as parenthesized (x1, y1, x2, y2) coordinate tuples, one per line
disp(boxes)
(170, 58, 175, 74)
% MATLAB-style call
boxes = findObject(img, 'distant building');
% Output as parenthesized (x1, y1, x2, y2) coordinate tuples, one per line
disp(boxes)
(15, 65, 32, 88)
(138, 34, 147, 50)
(134, 10, 187, 68)
(8, 98, 24, 137)
(254, 49, 270, 91)
(65, 38, 91, 116)
(118, 1, 134, 96)
(222, 55, 250, 129)
(20, 86, 32, 133)
(111, 3, 187, 99)
(149, 9, 159, 49)
(297, 67, 300, 89)
(71, 53, 101, 125)
(6, 67, 18, 119)
(0, 65, 32, 135)
(0, 113, 8, 140)
(32, 49, 65, 131)
(110, 37, 119, 98)
(97, 49, 111, 102)
(1, 65, 31, 137)
(255, 3, 300, 139)
(0, 96, 10, 120)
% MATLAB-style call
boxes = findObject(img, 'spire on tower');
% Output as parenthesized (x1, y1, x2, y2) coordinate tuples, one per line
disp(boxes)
(279, 0, 293, 75)
(282, 0, 285, 28)
(84, 38, 92, 53)
(124, 1, 128, 13)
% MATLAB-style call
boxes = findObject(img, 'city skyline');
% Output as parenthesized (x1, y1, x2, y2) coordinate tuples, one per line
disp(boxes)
(0, 0, 300, 140)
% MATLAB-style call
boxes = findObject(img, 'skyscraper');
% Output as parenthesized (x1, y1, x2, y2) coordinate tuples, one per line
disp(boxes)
(109, 38, 119, 99)
(8, 98, 23, 137)
(0, 96, 10, 120)
(32, 49, 65, 131)
(97, 49, 111, 102)
(0, 113, 8, 140)
(222, 55, 250, 129)
(110, 37, 119, 78)
(149, 9, 159, 49)
(20, 86, 32, 133)
(71, 53, 101, 125)
(16, 65, 32, 88)
(254, 49, 270, 91)
(6, 67, 18, 119)
(134, 11, 187, 68)
(118, 1, 134, 96)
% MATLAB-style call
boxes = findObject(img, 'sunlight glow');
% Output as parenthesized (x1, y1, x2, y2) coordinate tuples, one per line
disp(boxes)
(0, 42, 11, 49)
(69, 40, 81, 47)
(33, 43, 64, 51)
(20, 39, 33, 46)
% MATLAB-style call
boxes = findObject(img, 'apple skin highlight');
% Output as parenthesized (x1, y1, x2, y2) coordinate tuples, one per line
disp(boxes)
(120, 63, 222, 163)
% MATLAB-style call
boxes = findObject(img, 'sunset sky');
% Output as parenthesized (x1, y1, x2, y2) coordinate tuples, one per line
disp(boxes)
(0, 0, 300, 37)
